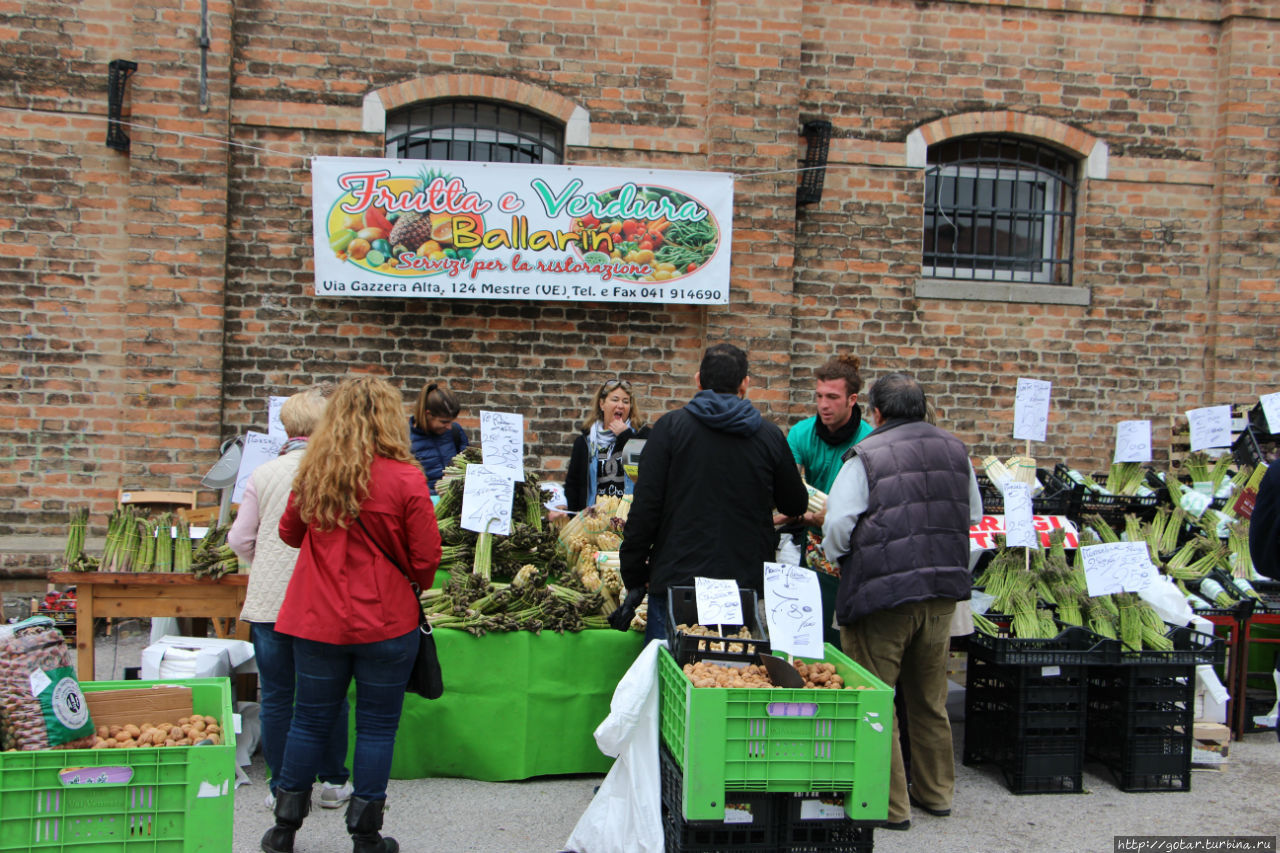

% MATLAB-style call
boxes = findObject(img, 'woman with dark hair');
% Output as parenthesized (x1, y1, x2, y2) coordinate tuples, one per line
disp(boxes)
(261, 375, 441, 853)
(409, 382, 468, 494)
(563, 377, 651, 512)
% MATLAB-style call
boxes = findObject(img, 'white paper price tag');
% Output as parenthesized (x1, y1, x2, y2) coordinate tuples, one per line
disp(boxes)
(1013, 378, 1052, 443)
(1113, 420, 1152, 463)
(694, 577, 744, 626)
(763, 562, 824, 657)
(1079, 542, 1158, 597)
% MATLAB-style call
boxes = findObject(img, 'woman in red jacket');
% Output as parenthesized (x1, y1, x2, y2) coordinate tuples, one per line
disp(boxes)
(262, 375, 441, 853)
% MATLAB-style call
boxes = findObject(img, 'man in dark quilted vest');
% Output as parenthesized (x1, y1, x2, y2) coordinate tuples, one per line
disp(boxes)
(822, 372, 983, 831)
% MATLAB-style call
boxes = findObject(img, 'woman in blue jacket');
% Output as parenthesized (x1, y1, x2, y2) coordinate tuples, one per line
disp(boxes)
(409, 383, 468, 494)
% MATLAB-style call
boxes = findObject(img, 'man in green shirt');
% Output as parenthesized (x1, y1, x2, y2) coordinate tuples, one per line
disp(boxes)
(780, 355, 873, 519)
(776, 355, 873, 642)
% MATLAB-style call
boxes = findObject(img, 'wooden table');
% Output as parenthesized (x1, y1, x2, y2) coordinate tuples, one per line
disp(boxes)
(48, 571, 249, 682)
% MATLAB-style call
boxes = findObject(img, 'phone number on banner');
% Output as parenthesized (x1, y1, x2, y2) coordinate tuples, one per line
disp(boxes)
(316, 279, 726, 305)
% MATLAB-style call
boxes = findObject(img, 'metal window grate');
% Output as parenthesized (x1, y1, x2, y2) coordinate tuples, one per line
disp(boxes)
(385, 99, 564, 164)
(922, 135, 1077, 285)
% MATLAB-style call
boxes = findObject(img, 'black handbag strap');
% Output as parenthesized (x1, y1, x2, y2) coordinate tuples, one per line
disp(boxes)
(354, 514, 430, 630)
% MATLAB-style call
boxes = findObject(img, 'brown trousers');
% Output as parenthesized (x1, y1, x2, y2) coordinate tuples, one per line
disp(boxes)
(840, 598, 956, 824)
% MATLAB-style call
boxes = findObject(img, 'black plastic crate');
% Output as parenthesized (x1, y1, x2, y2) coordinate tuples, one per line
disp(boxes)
(1242, 687, 1277, 734)
(1118, 624, 1224, 668)
(1088, 724, 1192, 792)
(963, 722, 1085, 794)
(972, 470, 1076, 516)
(1051, 463, 1164, 526)
(777, 794, 875, 852)
(659, 743, 777, 840)
(966, 656, 1088, 714)
(663, 802, 779, 853)
(1233, 425, 1279, 468)
(967, 695, 1086, 732)
(967, 622, 1119, 667)
(666, 586, 770, 666)
(975, 472, 1004, 513)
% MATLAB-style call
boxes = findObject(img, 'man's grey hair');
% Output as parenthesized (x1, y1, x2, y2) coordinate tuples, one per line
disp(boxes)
(868, 372, 928, 421)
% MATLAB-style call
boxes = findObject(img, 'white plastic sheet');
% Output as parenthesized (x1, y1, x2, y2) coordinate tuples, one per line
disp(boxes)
(564, 639, 665, 853)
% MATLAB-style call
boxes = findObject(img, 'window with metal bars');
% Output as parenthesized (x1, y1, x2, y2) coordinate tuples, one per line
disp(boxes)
(922, 135, 1077, 284)
(384, 99, 564, 164)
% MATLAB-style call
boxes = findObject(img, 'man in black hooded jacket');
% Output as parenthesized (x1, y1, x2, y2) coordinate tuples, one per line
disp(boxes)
(620, 343, 809, 642)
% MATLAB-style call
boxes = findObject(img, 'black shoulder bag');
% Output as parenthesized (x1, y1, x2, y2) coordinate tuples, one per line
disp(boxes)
(355, 515, 444, 700)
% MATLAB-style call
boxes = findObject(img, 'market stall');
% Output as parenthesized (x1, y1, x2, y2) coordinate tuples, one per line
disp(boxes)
(388, 627, 643, 780)
(47, 570, 249, 682)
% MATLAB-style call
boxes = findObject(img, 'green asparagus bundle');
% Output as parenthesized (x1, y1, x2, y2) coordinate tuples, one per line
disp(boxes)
(174, 517, 193, 573)
(63, 507, 93, 571)
(153, 512, 172, 573)
(134, 518, 157, 572)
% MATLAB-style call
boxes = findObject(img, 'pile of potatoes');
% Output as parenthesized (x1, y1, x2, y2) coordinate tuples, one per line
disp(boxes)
(793, 661, 846, 689)
(675, 623, 756, 654)
(91, 715, 222, 749)
(682, 659, 870, 690)
(682, 660, 773, 688)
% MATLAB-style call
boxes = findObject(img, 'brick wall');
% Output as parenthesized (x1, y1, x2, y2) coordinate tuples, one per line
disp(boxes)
(0, 0, 1277, 549)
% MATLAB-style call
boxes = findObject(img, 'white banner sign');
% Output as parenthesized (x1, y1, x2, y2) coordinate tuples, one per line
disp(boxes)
(969, 515, 1079, 550)
(310, 158, 733, 304)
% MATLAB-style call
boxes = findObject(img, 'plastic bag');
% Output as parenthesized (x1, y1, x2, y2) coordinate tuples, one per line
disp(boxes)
(564, 639, 665, 853)
(0, 617, 95, 750)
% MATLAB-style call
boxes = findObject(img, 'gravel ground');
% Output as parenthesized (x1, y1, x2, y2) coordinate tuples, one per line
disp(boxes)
(73, 621, 1280, 853)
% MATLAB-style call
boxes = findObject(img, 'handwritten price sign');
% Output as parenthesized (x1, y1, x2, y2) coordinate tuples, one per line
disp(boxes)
(1000, 481, 1037, 548)
(1013, 378, 1052, 443)
(763, 562, 823, 657)
(1186, 405, 1231, 452)
(1079, 542, 1158, 597)
(1114, 420, 1152, 463)
(694, 577, 744, 626)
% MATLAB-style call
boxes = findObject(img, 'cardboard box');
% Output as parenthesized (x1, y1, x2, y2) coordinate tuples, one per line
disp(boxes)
(84, 684, 194, 728)
(1191, 721, 1231, 768)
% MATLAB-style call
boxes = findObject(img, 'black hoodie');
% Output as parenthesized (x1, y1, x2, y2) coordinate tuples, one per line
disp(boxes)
(620, 390, 808, 597)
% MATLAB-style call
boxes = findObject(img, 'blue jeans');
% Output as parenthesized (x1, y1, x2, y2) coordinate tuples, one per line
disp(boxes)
(644, 593, 668, 644)
(251, 623, 350, 794)
(278, 628, 418, 801)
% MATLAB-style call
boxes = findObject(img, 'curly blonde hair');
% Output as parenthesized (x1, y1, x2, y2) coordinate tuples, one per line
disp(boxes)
(291, 375, 415, 530)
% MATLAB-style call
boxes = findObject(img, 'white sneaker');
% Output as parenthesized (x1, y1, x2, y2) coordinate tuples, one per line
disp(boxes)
(318, 780, 353, 809)
(264, 791, 276, 811)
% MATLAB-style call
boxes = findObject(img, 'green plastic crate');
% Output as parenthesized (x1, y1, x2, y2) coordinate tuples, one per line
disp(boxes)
(0, 678, 236, 853)
(657, 643, 893, 822)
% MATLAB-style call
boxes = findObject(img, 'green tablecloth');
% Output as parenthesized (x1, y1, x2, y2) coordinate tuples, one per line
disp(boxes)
(385, 627, 645, 781)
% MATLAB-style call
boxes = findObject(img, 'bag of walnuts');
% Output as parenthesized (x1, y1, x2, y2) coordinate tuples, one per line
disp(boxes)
(0, 616, 95, 750)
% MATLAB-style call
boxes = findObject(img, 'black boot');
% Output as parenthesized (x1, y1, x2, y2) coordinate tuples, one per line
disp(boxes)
(261, 788, 311, 853)
(346, 796, 398, 853)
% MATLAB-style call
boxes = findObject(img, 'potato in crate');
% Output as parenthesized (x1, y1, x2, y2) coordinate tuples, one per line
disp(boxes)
(0, 678, 236, 853)
(657, 643, 892, 823)
(666, 585, 771, 667)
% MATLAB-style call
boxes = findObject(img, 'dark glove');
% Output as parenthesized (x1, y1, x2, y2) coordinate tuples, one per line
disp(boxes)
(608, 586, 647, 632)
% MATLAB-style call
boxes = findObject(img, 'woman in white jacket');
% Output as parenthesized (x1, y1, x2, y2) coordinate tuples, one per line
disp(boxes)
(228, 385, 353, 811)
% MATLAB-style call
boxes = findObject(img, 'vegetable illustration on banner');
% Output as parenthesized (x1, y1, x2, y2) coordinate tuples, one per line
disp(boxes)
(311, 158, 733, 305)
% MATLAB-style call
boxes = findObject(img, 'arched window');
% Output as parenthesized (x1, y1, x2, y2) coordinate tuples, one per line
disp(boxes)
(384, 99, 564, 164)
(923, 135, 1077, 284)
